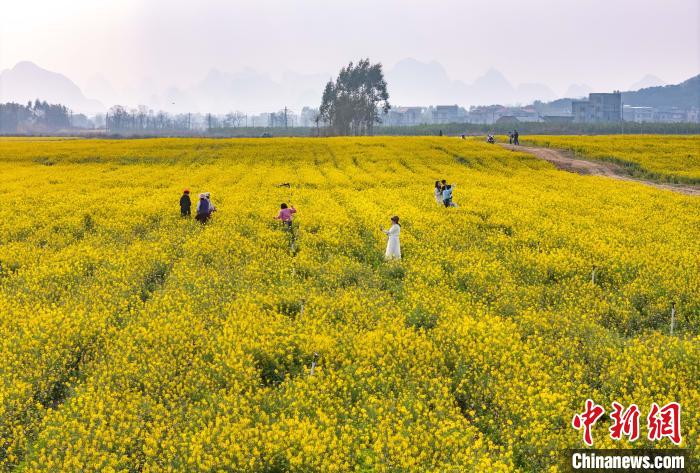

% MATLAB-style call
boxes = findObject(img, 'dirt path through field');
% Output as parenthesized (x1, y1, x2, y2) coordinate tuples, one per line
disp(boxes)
(501, 144, 700, 196)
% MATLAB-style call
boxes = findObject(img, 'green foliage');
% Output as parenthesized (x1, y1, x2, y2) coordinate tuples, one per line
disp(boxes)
(319, 58, 390, 136)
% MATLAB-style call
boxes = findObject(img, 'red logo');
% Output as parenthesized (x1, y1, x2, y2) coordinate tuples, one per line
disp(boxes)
(609, 402, 640, 441)
(572, 399, 606, 446)
(572, 400, 682, 446)
(647, 402, 682, 445)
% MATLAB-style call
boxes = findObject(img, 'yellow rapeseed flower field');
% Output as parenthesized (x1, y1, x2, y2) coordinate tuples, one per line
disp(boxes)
(523, 134, 700, 184)
(0, 136, 697, 472)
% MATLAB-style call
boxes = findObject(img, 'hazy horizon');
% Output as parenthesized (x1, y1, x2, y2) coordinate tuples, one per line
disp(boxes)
(3, 0, 698, 89)
(1, 0, 699, 112)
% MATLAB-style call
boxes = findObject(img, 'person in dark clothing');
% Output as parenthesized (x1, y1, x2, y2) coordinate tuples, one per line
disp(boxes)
(180, 189, 192, 217)
(195, 193, 210, 224)
(508, 132, 513, 144)
(513, 130, 520, 145)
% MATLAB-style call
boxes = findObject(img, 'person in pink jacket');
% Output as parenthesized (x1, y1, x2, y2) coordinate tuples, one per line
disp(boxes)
(276, 203, 297, 228)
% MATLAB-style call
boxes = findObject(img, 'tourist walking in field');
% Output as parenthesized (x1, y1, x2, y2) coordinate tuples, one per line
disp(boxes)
(442, 183, 455, 207)
(180, 189, 191, 217)
(276, 203, 297, 228)
(513, 130, 520, 145)
(381, 216, 401, 260)
(195, 193, 210, 223)
(205, 192, 216, 215)
(434, 181, 444, 205)
(508, 131, 514, 144)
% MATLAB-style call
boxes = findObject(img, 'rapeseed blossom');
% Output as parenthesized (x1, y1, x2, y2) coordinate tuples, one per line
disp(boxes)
(524, 134, 700, 184)
(0, 136, 697, 471)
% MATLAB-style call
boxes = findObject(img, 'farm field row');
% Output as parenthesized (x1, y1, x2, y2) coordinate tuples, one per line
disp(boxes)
(523, 134, 700, 184)
(0, 136, 697, 472)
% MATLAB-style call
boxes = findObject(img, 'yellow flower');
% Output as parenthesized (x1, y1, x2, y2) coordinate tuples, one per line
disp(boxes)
(0, 135, 697, 471)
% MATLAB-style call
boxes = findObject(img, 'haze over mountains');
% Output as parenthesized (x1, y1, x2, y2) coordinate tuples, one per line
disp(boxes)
(385, 58, 560, 107)
(0, 62, 104, 114)
(0, 59, 694, 115)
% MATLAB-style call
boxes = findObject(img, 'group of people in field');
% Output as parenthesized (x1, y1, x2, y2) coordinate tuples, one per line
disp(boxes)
(180, 189, 217, 223)
(486, 130, 519, 145)
(434, 179, 458, 208)
(175, 188, 415, 261)
(274, 202, 401, 261)
(379, 178, 461, 260)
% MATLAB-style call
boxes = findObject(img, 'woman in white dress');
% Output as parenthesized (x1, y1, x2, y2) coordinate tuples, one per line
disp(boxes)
(381, 216, 401, 260)
(434, 181, 443, 205)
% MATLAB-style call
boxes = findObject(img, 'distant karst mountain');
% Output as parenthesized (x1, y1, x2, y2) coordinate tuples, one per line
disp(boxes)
(0, 61, 104, 113)
(628, 74, 666, 91)
(184, 68, 327, 113)
(1, 60, 697, 114)
(622, 75, 700, 108)
(564, 84, 593, 99)
(0, 61, 329, 114)
(384, 58, 556, 106)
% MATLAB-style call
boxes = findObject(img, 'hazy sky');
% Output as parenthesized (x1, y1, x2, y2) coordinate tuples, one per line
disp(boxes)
(1, 0, 699, 95)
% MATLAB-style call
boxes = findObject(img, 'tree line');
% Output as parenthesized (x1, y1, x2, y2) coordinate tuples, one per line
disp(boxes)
(0, 100, 76, 133)
(107, 105, 185, 131)
(107, 106, 254, 132)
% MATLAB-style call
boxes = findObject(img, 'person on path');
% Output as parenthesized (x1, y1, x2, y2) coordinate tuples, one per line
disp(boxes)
(381, 216, 401, 260)
(513, 130, 520, 146)
(434, 181, 444, 205)
(508, 131, 514, 145)
(180, 189, 191, 217)
(276, 203, 297, 228)
(195, 193, 210, 224)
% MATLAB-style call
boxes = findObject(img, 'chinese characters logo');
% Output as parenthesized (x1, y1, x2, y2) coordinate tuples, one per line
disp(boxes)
(572, 399, 681, 446)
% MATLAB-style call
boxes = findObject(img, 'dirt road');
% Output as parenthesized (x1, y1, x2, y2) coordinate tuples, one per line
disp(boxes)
(501, 144, 700, 196)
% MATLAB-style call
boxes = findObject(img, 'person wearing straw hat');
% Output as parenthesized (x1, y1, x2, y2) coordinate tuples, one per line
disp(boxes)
(195, 193, 210, 224)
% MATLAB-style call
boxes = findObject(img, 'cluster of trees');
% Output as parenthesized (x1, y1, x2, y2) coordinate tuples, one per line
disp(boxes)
(107, 106, 253, 132)
(107, 105, 192, 132)
(206, 112, 249, 129)
(319, 59, 390, 135)
(0, 100, 81, 133)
